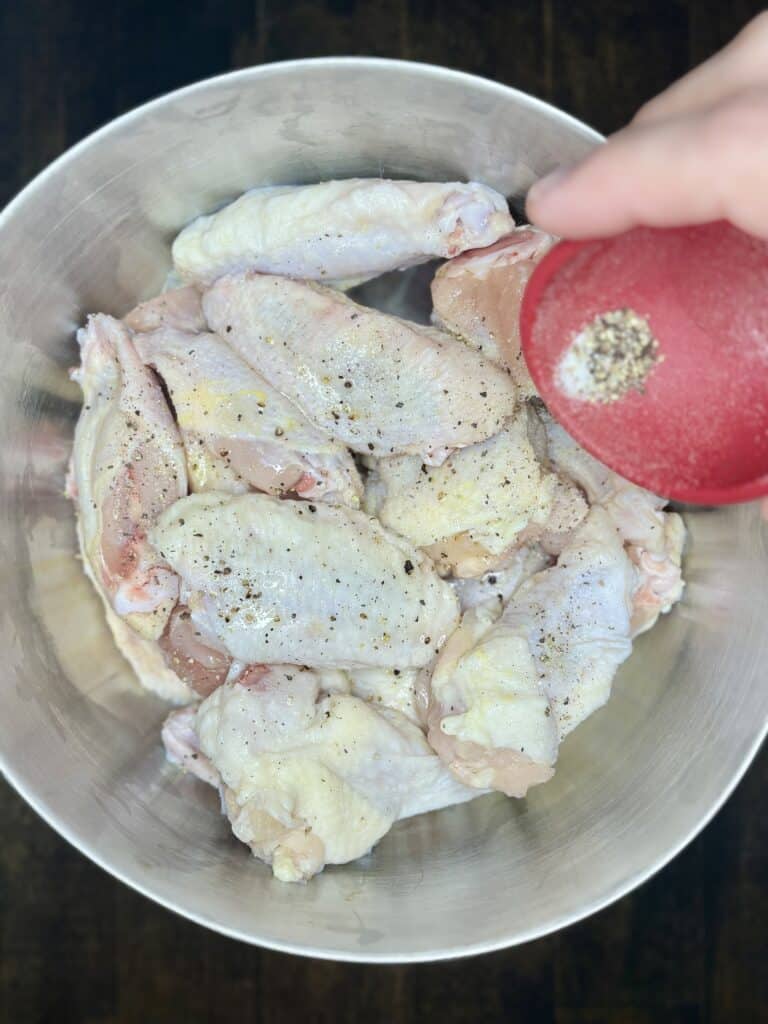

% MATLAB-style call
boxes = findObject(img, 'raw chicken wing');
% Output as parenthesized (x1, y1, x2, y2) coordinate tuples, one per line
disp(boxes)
(348, 667, 426, 727)
(173, 178, 514, 286)
(542, 414, 685, 634)
(431, 226, 555, 396)
(150, 492, 460, 669)
(134, 327, 362, 505)
(428, 509, 636, 796)
(70, 314, 187, 639)
(184, 668, 479, 881)
(203, 273, 517, 462)
(368, 409, 587, 576)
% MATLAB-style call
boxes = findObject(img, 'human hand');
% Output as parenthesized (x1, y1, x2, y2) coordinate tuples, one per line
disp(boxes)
(526, 12, 768, 239)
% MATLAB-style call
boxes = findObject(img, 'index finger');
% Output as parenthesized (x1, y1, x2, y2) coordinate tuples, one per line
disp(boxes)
(525, 91, 768, 240)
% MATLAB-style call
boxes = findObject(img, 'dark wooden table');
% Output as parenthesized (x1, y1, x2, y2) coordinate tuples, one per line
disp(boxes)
(1, 2, 766, 1021)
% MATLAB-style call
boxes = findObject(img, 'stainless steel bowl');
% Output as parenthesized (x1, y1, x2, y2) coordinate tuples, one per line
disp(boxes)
(0, 58, 765, 963)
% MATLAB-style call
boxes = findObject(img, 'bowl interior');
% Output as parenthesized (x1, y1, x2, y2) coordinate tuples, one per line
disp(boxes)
(0, 59, 766, 961)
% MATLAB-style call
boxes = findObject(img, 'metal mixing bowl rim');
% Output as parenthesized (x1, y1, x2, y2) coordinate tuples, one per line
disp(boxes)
(1, 56, 765, 962)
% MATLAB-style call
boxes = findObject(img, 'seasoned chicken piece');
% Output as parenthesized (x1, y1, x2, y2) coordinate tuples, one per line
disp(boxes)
(427, 600, 557, 797)
(348, 668, 425, 727)
(542, 414, 685, 634)
(431, 226, 555, 396)
(134, 327, 362, 505)
(123, 285, 207, 335)
(428, 509, 636, 796)
(150, 492, 460, 669)
(173, 178, 514, 287)
(157, 604, 232, 698)
(450, 545, 550, 612)
(70, 315, 233, 701)
(185, 668, 479, 881)
(362, 454, 422, 517)
(368, 409, 587, 576)
(203, 273, 517, 462)
(69, 314, 187, 639)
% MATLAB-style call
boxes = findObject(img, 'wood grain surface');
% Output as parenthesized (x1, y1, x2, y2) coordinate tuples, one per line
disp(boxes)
(1, 2, 766, 1021)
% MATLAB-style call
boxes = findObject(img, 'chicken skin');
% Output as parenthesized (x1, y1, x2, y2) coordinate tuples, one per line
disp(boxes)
(367, 408, 587, 577)
(150, 492, 460, 670)
(428, 509, 636, 796)
(123, 285, 207, 335)
(69, 314, 187, 640)
(173, 178, 514, 286)
(541, 413, 685, 634)
(203, 273, 517, 462)
(347, 667, 426, 727)
(431, 226, 555, 396)
(134, 326, 362, 505)
(164, 667, 478, 881)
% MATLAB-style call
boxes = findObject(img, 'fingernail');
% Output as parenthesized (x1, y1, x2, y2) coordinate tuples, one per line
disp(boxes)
(527, 165, 573, 206)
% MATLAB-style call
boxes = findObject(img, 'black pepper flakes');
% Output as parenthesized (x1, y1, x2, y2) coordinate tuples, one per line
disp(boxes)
(558, 307, 661, 403)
